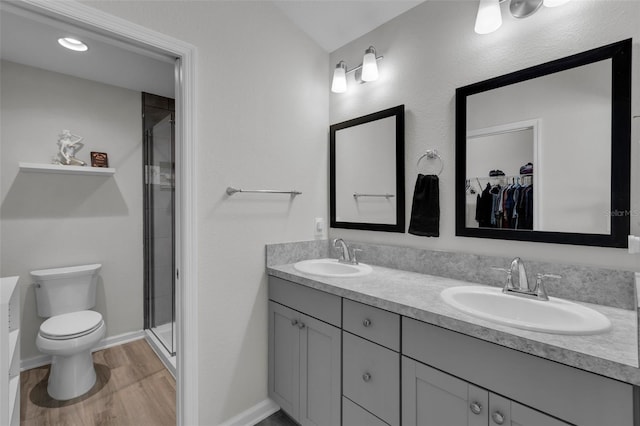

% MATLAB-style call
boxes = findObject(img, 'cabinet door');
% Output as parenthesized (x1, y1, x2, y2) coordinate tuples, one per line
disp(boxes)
(299, 313, 341, 426)
(344, 332, 400, 426)
(509, 401, 570, 426)
(402, 357, 487, 426)
(268, 302, 301, 420)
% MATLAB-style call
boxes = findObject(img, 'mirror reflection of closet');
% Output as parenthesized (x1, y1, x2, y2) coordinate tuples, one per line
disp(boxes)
(465, 120, 538, 230)
(456, 39, 631, 247)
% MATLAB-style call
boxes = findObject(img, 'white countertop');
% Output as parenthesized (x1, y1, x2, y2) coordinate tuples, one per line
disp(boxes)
(268, 262, 640, 385)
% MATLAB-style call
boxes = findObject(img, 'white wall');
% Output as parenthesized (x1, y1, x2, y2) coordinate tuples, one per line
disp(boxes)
(0, 60, 143, 360)
(79, 2, 329, 424)
(329, 0, 640, 271)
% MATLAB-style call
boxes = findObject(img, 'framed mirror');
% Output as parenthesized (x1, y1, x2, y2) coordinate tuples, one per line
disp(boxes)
(455, 39, 631, 247)
(330, 105, 405, 232)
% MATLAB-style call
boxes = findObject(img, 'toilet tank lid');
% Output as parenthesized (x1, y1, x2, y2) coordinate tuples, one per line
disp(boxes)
(31, 264, 102, 279)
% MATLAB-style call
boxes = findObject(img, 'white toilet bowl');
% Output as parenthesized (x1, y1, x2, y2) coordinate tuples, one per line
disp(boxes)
(36, 310, 106, 400)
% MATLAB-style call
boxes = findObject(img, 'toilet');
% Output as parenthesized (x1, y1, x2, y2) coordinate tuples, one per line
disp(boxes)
(31, 264, 106, 400)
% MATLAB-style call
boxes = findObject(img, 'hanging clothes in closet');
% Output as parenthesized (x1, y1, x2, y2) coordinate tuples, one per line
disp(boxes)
(474, 168, 533, 230)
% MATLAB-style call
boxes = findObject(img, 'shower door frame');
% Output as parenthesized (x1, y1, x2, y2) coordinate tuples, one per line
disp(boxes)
(143, 97, 176, 356)
(16, 1, 201, 424)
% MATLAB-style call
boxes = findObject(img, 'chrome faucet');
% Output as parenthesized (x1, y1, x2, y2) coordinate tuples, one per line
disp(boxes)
(333, 238, 361, 264)
(492, 257, 560, 301)
(509, 257, 529, 291)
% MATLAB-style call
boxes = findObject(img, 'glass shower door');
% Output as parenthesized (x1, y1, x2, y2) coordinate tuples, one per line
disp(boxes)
(145, 112, 175, 355)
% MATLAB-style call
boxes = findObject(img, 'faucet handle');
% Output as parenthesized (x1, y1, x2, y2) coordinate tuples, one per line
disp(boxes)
(534, 273, 561, 301)
(491, 267, 514, 291)
(491, 267, 513, 289)
(535, 273, 561, 284)
(349, 248, 363, 265)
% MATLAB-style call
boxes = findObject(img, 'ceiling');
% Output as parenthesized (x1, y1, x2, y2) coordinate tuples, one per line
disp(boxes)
(0, 1, 426, 96)
(0, 4, 176, 98)
(274, 1, 426, 52)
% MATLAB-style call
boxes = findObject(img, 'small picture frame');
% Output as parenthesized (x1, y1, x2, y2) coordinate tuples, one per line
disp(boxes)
(91, 152, 109, 168)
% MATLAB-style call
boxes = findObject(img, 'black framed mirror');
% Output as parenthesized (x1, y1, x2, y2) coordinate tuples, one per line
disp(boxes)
(455, 39, 631, 247)
(330, 105, 405, 232)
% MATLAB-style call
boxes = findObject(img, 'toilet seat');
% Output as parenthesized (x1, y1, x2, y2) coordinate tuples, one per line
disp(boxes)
(40, 310, 103, 340)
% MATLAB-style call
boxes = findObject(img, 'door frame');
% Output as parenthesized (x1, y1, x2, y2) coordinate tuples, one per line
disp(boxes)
(14, 1, 199, 424)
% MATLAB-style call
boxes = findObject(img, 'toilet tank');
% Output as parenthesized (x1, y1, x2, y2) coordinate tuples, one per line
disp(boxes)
(31, 264, 101, 317)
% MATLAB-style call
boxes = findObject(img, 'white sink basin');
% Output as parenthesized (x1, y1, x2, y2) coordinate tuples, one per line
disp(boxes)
(294, 258, 372, 278)
(440, 286, 611, 335)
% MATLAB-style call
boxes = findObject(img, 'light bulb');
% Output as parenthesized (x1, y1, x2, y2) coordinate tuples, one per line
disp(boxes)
(361, 47, 379, 82)
(57, 37, 88, 52)
(543, 0, 570, 7)
(474, 0, 502, 35)
(331, 61, 347, 93)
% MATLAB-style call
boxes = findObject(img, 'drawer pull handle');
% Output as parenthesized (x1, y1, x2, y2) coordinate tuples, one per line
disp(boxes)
(492, 411, 505, 425)
(291, 319, 298, 327)
(362, 372, 372, 382)
(297, 322, 306, 329)
(469, 402, 482, 415)
(362, 318, 372, 327)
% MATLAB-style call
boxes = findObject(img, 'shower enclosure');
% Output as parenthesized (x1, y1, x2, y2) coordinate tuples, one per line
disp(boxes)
(143, 93, 175, 358)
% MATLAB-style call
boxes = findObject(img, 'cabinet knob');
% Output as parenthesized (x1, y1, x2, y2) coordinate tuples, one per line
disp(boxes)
(362, 318, 372, 327)
(291, 319, 298, 327)
(492, 411, 505, 425)
(297, 322, 306, 329)
(362, 372, 372, 382)
(469, 402, 482, 415)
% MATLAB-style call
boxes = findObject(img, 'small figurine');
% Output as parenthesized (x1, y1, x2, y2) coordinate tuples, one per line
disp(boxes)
(54, 129, 86, 166)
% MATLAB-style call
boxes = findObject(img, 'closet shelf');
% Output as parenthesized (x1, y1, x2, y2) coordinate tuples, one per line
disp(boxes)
(19, 162, 115, 176)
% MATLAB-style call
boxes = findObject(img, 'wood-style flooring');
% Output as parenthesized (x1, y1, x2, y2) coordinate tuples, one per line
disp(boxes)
(256, 410, 299, 426)
(20, 338, 176, 426)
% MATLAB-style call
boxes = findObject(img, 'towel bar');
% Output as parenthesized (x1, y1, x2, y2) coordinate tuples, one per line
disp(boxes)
(226, 187, 302, 196)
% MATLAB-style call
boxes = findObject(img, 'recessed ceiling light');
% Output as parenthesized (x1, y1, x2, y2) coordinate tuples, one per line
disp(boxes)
(57, 37, 88, 52)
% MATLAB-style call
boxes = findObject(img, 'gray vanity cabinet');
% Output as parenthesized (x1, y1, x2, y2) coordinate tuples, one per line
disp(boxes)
(402, 357, 569, 426)
(268, 302, 300, 418)
(268, 278, 342, 426)
(342, 299, 401, 426)
(268, 276, 635, 426)
(403, 317, 634, 426)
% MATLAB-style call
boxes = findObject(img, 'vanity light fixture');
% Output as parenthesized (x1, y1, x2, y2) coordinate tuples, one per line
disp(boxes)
(361, 46, 379, 82)
(474, 0, 571, 34)
(57, 37, 88, 52)
(331, 61, 348, 93)
(331, 46, 383, 93)
(474, 0, 503, 35)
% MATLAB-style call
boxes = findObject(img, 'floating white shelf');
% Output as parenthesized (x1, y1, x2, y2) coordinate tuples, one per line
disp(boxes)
(19, 162, 115, 176)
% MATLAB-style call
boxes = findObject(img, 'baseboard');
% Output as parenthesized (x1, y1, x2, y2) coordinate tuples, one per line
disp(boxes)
(20, 329, 145, 371)
(218, 398, 280, 426)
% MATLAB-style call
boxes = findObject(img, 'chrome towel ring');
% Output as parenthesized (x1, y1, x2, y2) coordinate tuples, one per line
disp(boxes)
(416, 149, 443, 176)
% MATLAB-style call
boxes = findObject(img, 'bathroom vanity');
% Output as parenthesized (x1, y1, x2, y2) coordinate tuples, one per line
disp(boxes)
(267, 248, 638, 426)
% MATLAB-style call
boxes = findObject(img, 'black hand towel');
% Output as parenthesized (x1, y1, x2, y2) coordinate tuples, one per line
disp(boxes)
(409, 174, 440, 237)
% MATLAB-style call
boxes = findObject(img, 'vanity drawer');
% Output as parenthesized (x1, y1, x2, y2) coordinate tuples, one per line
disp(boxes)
(342, 397, 389, 426)
(268, 276, 341, 327)
(343, 332, 400, 426)
(343, 299, 400, 351)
